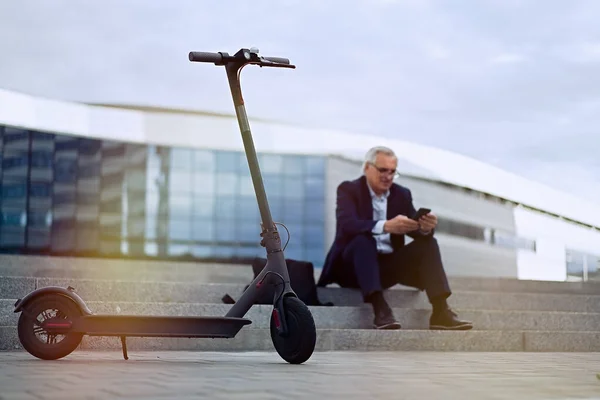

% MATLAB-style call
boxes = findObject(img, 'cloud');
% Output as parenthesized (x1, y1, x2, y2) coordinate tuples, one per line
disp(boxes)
(489, 53, 527, 65)
(575, 42, 600, 62)
(422, 41, 451, 60)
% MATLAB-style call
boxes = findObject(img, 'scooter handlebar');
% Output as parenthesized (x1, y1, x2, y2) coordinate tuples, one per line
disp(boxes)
(188, 49, 294, 68)
(188, 51, 223, 64)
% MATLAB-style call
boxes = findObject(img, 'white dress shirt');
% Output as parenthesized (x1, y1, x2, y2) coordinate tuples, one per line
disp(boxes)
(367, 184, 394, 254)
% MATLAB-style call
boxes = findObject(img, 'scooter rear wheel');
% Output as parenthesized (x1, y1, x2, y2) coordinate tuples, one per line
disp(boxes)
(270, 296, 316, 364)
(18, 294, 84, 360)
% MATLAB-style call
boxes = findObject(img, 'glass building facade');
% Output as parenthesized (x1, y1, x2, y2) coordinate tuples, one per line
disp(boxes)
(0, 124, 327, 266)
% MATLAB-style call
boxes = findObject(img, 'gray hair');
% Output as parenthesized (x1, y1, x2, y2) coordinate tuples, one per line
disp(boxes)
(363, 146, 396, 171)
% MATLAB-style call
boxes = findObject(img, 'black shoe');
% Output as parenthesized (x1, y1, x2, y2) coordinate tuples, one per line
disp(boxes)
(374, 309, 401, 330)
(369, 292, 401, 330)
(429, 308, 473, 330)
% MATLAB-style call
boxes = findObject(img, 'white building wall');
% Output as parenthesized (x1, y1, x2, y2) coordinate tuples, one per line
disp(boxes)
(435, 234, 518, 278)
(513, 207, 600, 281)
(400, 176, 516, 233)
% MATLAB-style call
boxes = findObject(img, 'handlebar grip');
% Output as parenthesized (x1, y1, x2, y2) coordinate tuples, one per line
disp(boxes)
(263, 56, 290, 65)
(188, 51, 223, 63)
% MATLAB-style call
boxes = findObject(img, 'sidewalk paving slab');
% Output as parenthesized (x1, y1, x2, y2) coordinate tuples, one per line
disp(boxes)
(1, 351, 599, 399)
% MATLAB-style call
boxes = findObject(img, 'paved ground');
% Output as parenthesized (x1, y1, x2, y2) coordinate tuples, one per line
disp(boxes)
(1, 351, 599, 399)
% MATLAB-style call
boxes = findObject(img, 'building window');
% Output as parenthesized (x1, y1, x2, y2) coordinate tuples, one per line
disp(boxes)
(435, 217, 485, 241)
(566, 249, 600, 281)
(492, 230, 536, 252)
(434, 216, 536, 252)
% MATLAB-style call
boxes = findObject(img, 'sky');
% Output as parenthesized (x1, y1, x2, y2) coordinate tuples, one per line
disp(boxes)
(0, 0, 599, 203)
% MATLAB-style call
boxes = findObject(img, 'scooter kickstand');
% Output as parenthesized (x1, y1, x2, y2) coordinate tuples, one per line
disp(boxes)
(120, 336, 128, 360)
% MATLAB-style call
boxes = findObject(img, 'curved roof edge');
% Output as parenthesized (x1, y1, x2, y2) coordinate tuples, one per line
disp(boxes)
(1, 87, 599, 229)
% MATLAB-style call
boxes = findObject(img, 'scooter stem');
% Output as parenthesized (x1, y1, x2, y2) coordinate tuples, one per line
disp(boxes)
(225, 62, 276, 237)
(217, 49, 295, 323)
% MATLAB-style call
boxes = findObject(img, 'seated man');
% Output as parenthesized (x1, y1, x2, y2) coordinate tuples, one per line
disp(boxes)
(317, 146, 473, 330)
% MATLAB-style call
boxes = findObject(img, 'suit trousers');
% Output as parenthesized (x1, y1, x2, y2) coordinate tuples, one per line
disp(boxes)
(337, 233, 451, 303)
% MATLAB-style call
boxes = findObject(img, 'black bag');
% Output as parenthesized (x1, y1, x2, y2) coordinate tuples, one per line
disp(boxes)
(222, 257, 333, 306)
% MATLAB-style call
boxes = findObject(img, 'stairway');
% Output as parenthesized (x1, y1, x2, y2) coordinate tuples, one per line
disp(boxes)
(1, 255, 600, 353)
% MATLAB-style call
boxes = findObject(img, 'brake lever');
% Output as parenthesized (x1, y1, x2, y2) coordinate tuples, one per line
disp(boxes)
(257, 59, 296, 69)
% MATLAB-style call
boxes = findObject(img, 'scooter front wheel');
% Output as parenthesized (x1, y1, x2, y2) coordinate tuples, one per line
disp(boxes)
(17, 294, 84, 360)
(270, 296, 316, 364)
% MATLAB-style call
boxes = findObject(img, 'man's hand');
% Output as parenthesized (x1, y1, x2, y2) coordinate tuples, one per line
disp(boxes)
(418, 212, 437, 233)
(383, 215, 420, 234)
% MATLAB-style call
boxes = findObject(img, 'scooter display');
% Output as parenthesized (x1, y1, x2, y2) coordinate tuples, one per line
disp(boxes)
(13, 47, 317, 365)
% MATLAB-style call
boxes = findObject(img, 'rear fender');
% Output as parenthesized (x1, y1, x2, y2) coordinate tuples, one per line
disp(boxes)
(13, 286, 93, 315)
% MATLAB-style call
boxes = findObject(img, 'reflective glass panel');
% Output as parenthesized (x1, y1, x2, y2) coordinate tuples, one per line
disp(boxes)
(216, 151, 239, 173)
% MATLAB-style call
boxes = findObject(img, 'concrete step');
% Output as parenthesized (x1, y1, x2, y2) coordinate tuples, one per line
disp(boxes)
(4, 277, 600, 313)
(0, 254, 600, 294)
(2, 325, 600, 352)
(3, 300, 600, 332)
(1, 253, 600, 294)
(447, 276, 600, 294)
(0, 254, 253, 283)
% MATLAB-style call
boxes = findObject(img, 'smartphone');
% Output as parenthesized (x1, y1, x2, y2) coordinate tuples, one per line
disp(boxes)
(412, 208, 431, 221)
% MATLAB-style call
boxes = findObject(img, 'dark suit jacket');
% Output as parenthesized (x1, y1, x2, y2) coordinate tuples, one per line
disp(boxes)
(317, 175, 433, 287)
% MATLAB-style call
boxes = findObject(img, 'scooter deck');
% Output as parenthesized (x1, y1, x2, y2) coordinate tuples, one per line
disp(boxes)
(70, 314, 252, 338)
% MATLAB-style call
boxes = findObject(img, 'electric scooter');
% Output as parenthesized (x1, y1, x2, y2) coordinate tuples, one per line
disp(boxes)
(12, 47, 317, 365)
